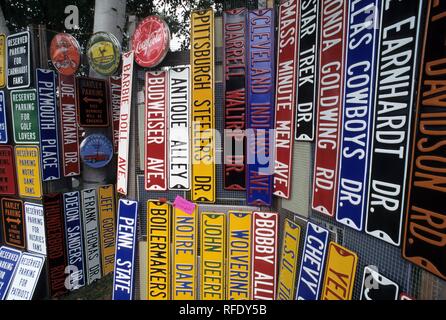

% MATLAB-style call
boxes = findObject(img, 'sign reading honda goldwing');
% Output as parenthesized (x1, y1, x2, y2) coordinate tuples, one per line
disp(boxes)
(403, 0, 446, 281)
(366, 0, 426, 246)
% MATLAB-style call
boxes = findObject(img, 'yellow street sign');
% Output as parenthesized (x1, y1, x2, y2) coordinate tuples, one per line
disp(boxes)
(98, 184, 116, 276)
(191, 9, 215, 203)
(321, 242, 358, 300)
(173, 206, 198, 300)
(277, 219, 301, 300)
(0, 34, 5, 88)
(15, 146, 42, 199)
(147, 201, 171, 300)
(201, 212, 225, 300)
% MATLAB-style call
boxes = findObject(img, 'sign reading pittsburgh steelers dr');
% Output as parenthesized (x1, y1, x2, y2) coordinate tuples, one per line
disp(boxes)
(191, 9, 215, 203)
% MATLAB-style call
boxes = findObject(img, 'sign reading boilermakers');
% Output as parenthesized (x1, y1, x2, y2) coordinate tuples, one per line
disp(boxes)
(366, 0, 426, 246)
(0, 246, 22, 300)
(11, 89, 39, 144)
(246, 9, 275, 207)
(7, 31, 30, 90)
(81, 188, 101, 285)
(223, 8, 247, 191)
(15, 146, 42, 199)
(98, 185, 116, 276)
(63, 191, 86, 290)
(110, 76, 121, 153)
(1, 198, 25, 249)
(76, 77, 109, 127)
(172, 207, 197, 300)
(147, 201, 171, 300)
(145, 71, 168, 191)
(227, 211, 251, 300)
(24, 202, 46, 255)
(336, 0, 381, 231)
(0, 146, 17, 195)
(403, 0, 446, 280)
(360, 266, 399, 300)
(37, 69, 60, 181)
(0, 91, 7, 143)
(112, 199, 138, 300)
(169, 66, 191, 190)
(252, 212, 278, 300)
(59, 74, 80, 177)
(191, 9, 216, 203)
(296, 222, 329, 300)
(312, 0, 348, 216)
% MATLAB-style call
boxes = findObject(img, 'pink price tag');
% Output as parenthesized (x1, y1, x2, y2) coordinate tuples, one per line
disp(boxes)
(173, 196, 196, 215)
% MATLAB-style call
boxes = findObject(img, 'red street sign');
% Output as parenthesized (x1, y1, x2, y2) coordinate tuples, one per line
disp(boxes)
(0, 145, 17, 195)
(1, 198, 25, 249)
(109, 76, 121, 153)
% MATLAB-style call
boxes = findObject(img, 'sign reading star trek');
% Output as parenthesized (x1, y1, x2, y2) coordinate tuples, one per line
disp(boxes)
(7, 31, 31, 90)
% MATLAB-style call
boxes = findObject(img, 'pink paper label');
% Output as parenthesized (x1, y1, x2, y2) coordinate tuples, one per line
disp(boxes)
(173, 196, 196, 215)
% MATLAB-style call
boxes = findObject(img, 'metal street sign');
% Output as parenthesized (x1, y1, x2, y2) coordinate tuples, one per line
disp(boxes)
(76, 77, 109, 127)
(110, 76, 121, 153)
(112, 199, 138, 300)
(0, 91, 7, 143)
(0, 34, 5, 88)
(360, 266, 399, 300)
(98, 185, 116, 276)
(1, 198, 25, 249)
(0, 246, 22, 300)
(0, 146, 17, 195)
(191, 9, 216, 203)
(15, 146, 42, 199)
(11, 89, 39, 144)
(24, 202, 46, 255)
(7, 31, 31, 90)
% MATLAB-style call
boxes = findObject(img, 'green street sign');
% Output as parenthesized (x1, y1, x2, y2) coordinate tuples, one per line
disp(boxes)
(11, 89, 40, 144)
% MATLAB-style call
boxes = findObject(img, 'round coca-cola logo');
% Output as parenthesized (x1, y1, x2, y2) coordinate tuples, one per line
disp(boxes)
(50, 33, 81, 76)
(132, 16, 170, 68)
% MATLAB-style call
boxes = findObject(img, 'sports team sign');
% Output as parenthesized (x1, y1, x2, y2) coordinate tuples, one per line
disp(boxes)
(1, 198, 25, 249)
(15, 146, 42, 199)
(24, 202, 46, 255)
(0, 146, 17, 195)
(7, 31, 31, 90)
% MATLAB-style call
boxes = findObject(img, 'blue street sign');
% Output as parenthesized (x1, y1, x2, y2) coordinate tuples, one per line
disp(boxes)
(0, 246, 22, 299)
(0, 91, 7, 143)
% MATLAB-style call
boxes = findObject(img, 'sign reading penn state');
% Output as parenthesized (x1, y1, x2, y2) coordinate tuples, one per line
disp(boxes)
(0, 246, 22, 300)
(7, 31, 31, 90)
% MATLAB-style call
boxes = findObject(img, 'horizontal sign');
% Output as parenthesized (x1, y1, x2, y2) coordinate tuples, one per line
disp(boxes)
(98, 184, 116, 276)
(0, 246, 22, 299)
(0, 91, 7, 143)
(113, 199, 138, 300)
(11, 89, 39, 144)
(15, 146, 42, 199)
(24, 202, 46, 255)
(296, 222, 329, 300)
(191, 9, 216, 203)
(0, 146, 17, 195)
(110, 76, 121, 153)
(1, 198, 25, 249)
(360, 266, 399, 300)
(76, 77, 109, 127)
(7, 31, 31, 90)
(0, 34, 5, 88)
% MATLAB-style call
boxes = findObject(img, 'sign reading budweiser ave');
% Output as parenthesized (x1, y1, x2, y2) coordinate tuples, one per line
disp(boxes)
(145, 70, 167, 191)
(312, 0, 348, 216)
(110, 76, 121, 153)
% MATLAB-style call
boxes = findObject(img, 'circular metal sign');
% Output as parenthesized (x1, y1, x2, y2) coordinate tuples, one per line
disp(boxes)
(50, 33, 81, 76)
(132, 16, 171, 68)
(80, 134, 114, 169)
(87, 32, 121, 76)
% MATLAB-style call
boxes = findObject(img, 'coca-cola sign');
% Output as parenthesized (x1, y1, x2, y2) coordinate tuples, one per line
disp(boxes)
(132, 16, 170, 68)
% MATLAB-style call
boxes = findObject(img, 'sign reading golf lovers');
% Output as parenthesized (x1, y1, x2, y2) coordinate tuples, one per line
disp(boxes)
(11, 89, 39, 144)
(7, 31, 31, 90)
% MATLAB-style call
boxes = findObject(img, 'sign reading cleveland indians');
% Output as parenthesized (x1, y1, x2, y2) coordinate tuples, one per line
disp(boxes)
(312, 0, 348, 216)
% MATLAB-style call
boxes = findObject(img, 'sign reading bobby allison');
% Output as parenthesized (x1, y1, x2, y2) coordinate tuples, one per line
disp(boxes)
(7, 31, 31, 90)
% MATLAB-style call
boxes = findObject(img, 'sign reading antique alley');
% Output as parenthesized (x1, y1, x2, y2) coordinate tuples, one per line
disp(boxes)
(1, 198, 25, 249)
(0, 91, 7, 143)
(110, 76, 121, 153)
(76, 77, 109, 127)
(11, 89, 39, 144)
(24, 202, 46, 255)
(0, 146, 17, 195)
(15, 146, 42, 199)
(7, 31, 31, 90)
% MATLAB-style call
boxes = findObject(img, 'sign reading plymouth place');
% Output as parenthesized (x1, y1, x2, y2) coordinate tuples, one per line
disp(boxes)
(223, 8, 247, 191)
(87, 32, 121, 76)
(76, 77, 109, 127)
(0, 34, 5, 88)
(1, 198, 25, 249)
(0, 146, 17, 195)
(246, 9, 275, 207)
(7, 31, 31, 90)
(0, 91, 7, 143)
(110, 76, 121, 153)
(98, 185, 116, 276)
(50, 33, 81, 76)
(24, 202, 46, 255)
(15, 146, 42, 199)
(191, 9, 216, 203)
(11, 89, 39, 144)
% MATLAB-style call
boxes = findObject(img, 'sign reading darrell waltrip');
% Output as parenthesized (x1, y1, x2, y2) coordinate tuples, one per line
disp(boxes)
(7, 31, 31, 90)
(113, 199, 138, 300)
(246, 9, 275, 207)
(24, 202, 46, 255)
(312, 0, 348, 217)
(336, 0, 381, 231)
(0, 91, 7, 143)
(76, 77, 109, 127)
(1, 198, 25, 249)
(366, 0, 426, 246)
(110, 76, 121, 153)
(223, 8, 247, 191)
(11, 89, 39, 144)
(0, 246, 22, 300)
(0, 146, 17, 195)
(403, 0, 446, 281)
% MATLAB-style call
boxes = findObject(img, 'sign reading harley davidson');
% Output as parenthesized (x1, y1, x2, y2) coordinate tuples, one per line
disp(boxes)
(246, 9, 275, 207)
(252, 212, 278, 300)
(274, 0, 299, 199)
(110, 76, 121, 153)
(145, 71, 167, 191)
(1, 198, 25, 249)
(76, 77, 109, 127)
(7, 31, 31, 90)
(11, 89, 39, 144)
(0, 146, 17, 195)
(191, 9, 216, 203)
(0, 91, 7, 143)
(59, 74, 80, 177)
(403, 0, 446, 280)
(366, 0, 426, 246)
(15, 146, 42, 199)
(312, 0, 348, 216)
(98, 185, 116, 276)
(223, 8, 247, 191)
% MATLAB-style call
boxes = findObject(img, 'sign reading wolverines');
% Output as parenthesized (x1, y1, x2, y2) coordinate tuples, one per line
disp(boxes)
(191, 9, 215, 203)
(147, 201, 171, 300)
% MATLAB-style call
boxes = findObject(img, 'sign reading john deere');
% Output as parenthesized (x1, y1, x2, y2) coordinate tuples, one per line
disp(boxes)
(87, 32, 121, 76)
(11, 89, 39, 144)
(77, 77, 109, 127)
(7, 31, 31, 90)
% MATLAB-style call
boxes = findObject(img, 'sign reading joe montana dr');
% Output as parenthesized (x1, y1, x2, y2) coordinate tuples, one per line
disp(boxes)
(11, 89, 39, 144)
(50, 33, 81, 76)
(246, 9, 275, 207)
(0, 146, 17, 195)
(1, 198, 25, 249)
(0, 246, 22, 300)
(24, 202, 46, 255)
(403, 0, 446, 281)
(87, 32, 121, 76)
(110, 76, 121, 153)
(223, 8, 247, 191)
(15, 146, 42, 199)
(0, 91, 7, 143)
(76, 77, 109, 127)
(7, 31, 31, 90)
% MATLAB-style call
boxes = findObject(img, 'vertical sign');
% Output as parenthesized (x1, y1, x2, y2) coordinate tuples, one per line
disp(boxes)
(59, 74, 80, 177)
(0, 246, 22, 300)
(336, 0, 381, 231)
(147, 201, 170, 300)
(172, 207, 197, 300)
(76, 77, 109, 127)
(201, 212, 226, 300)
(227, 211, 251, 300)
(296, 222, 329, 300)
(312, 0, 348, 216)
(24, 202, 46, 255)
(81, 188, 101, 285)
(145, 71, 168, 191)
(360, 266, 399, 300)
(223, 8, 247, 191)
(112, 199, 138, 300)
(98, 185, 116, 276)
(0, 34, 5, 88)
(273, 0, 299, 199)
(0, 91, 7, 143)
(277, 219, 301, 300)
(11, 89, 39, 144)
(116, 51, 134, 196)
(191, 9, 216, 203)
(252, 212, 278, 300)
(246, 9, 275, 207)
(63, 191, 86, 290)
(0, 146, 17, 195)
(169, 66, 191, 190)
(15, 146, 42, 199)
(295, 0, 320, 141)
(403, 0, 446, 280)
(366, 0, 426, 246)
(36, 69, 60, 181)
(7, 31, 31, 90)
(110, 76, 121, 153)
(1, 198, 25, 249)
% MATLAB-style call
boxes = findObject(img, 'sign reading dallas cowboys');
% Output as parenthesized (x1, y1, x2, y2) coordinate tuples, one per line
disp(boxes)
(7, 31, 31, 90)
(0, 91, 7, 143)
(0, 246, 22, 300)
(37, 69, 60, 181)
